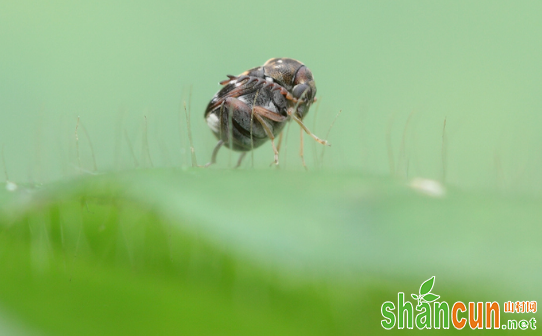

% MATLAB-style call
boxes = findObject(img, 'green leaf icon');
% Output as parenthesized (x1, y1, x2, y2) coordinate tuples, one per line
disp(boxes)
(420, 276, 435, 295)
(422, 293, 440, 302)
(411, 294, 418, 300)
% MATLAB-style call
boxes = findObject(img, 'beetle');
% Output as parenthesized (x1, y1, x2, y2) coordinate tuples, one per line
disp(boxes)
(204, 58, 328, 167)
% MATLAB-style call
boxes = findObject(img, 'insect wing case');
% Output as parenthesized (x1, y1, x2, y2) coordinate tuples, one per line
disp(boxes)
(205, 76, 289, 151)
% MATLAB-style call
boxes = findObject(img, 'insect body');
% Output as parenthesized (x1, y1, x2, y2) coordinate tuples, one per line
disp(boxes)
(204, 58, 328, 167)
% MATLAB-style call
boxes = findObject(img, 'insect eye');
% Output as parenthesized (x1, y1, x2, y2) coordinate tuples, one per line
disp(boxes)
(292, 84, 311, 100)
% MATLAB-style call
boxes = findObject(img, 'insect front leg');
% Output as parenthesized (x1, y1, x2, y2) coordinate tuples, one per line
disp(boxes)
(276, 132, 284, 153)
(290, 112, 329, 146)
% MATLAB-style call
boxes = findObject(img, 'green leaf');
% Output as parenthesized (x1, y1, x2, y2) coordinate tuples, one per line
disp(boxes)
(422, 294, 440, 302)
(411, 294, 418, 300)
(420, 276, 435, 295)
(0, 170, 541, 335)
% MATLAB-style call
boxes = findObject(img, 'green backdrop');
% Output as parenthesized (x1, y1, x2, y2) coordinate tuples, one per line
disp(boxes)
(0, 1, 540, 335)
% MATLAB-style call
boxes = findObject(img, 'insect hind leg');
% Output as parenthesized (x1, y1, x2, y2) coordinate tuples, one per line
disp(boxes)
(204, 140, 224, 167)
(234, 152, 247, 169)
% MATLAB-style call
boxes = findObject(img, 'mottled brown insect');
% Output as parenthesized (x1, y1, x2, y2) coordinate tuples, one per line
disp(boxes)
(204, 58, 328, 167)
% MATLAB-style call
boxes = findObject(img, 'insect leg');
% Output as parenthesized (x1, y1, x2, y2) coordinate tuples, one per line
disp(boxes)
(234, 152, 247, 169)
(252, 113, 280, 165)
(291, 114, 329, 146)
(276, 132, 284, 152)
(250, 105, 289, 166)
(204, 140, 224, 167)
(267, 132, 285, 167)
(251, 106, 287, 122)
(222, 99, 285, 165)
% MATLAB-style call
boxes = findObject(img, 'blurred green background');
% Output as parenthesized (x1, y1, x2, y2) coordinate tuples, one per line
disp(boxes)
(1, 1, 541, 335)
(2, 0, 541, 191)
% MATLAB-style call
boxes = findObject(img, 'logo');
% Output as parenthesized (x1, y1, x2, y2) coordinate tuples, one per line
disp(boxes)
(381, 276, 537, 330)
(411, 276, 440, 308)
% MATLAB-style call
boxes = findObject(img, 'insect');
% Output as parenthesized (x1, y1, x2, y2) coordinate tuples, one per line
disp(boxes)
(204, 58, 329, 168)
